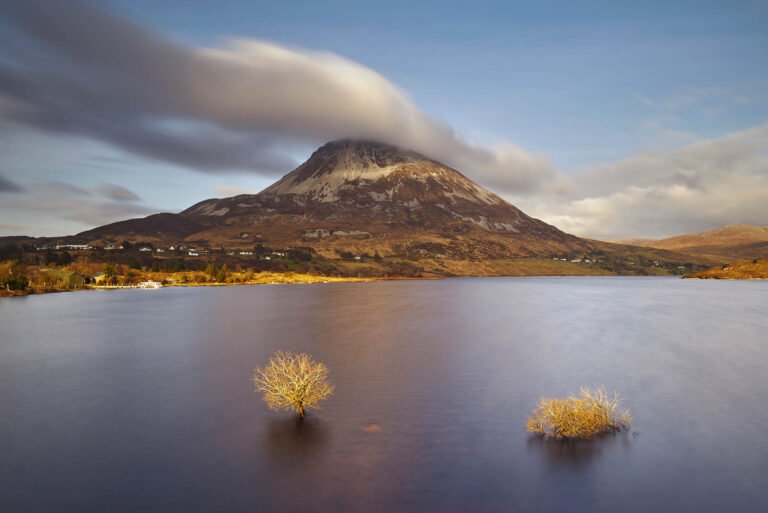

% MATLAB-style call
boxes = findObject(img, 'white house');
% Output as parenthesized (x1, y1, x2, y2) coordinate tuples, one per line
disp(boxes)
(55, 244, 91, 250)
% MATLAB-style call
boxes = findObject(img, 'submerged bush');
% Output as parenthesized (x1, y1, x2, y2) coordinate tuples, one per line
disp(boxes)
(252, 351, 334, 418)
(527, 386, 631, 439)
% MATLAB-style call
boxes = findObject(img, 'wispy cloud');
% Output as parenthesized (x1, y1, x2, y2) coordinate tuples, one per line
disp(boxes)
(96, 183, 141, 202)
(0, 174, 24, 193)
(640, 87, 750, 113)
(0, 180, 153, 230)
(0, 0, 558, 195)
(634, 87, 754, 149)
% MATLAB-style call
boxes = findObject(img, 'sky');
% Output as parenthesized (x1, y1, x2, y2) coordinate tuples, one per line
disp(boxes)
(0, 0, 767, 239)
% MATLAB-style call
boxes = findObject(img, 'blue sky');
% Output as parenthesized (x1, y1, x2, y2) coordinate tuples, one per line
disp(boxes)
(1, 0, 767, 238)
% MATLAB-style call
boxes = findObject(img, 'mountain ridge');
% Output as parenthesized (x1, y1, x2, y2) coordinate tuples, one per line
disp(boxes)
(1, 139, 723, 276)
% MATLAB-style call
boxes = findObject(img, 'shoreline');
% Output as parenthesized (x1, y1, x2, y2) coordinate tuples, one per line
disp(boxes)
(0, 273, 718, 300)
(10, 260, 766, 299)
(0, 273, 381, 298)
(683, 276, 767, 280)
(2, 256, 704, 298)
(683, 259, 768, 280)
(4, 272, 765, 298)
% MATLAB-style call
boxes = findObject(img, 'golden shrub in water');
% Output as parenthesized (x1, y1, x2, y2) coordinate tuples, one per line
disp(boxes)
(527, 386, 632, 439)
(253, 351, 334, 418)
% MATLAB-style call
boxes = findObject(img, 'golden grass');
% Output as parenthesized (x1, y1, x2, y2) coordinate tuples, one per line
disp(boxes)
(163, 270, 373, 285)
(684, 259, 768, 280)
(527, 386, 632, 439)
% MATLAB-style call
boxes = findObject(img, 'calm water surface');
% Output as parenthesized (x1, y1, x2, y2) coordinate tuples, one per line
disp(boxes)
(1, 277, 767, 512)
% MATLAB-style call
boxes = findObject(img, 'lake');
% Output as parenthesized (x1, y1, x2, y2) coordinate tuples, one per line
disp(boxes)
(1, 277, 766, 512)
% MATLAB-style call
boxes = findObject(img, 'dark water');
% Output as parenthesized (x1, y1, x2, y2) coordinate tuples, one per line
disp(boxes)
(1, 277, 767, 513)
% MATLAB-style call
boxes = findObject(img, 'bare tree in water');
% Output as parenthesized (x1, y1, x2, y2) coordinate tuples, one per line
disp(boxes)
(253, 351, 334, 418)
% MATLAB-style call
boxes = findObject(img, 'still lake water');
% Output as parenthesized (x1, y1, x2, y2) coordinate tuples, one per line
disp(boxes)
(1, 277, 767, 512)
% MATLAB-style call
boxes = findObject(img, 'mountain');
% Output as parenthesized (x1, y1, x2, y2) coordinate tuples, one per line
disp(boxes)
(79, 140, 591, 259)
(28, 139, 716, 276)
(616, 224, 768, 262)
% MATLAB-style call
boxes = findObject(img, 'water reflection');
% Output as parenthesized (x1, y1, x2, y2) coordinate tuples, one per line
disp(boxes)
(263, 415, 330, 464)
(527, 432, 632, 470)
(1, 278, 767, 512)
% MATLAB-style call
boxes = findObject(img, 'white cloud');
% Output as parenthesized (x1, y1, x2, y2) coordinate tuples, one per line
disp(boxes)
(517, 125, 768, 239)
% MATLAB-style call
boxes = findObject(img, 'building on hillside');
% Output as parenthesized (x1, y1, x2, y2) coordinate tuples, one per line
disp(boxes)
(55, 244, 92, 250)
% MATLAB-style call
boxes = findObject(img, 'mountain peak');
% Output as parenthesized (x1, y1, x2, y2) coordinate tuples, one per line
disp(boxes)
(261, 139, 503, 207)
(313, 139, 429, 162)
(179, 138, 581, 247)
(261, 139, 432, 201)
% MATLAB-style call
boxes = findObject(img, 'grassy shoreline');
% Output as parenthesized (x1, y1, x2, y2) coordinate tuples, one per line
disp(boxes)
(684, 259, 768, 280)
(1, 255, 708, 298)
(0, 272, 378, 297)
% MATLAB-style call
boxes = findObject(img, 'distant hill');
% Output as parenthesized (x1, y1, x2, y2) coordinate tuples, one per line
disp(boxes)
(0, 236, 36, 247)
(615, 224, 768, 262)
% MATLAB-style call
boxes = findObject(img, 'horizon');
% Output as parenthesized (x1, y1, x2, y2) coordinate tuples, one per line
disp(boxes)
(1, 0, 767, 239)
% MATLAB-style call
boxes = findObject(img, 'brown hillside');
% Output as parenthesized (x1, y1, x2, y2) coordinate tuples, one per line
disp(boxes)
(616, 224, 768, 262)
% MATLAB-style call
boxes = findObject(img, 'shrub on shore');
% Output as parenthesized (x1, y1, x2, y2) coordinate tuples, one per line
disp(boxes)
(253, 351, 334, 418)
(527, 386, 631, 439)
(1, 261, 29, 292)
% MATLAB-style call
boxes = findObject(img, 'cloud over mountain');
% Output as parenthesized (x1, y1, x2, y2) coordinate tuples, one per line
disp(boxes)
(0, 0, 557, 195)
